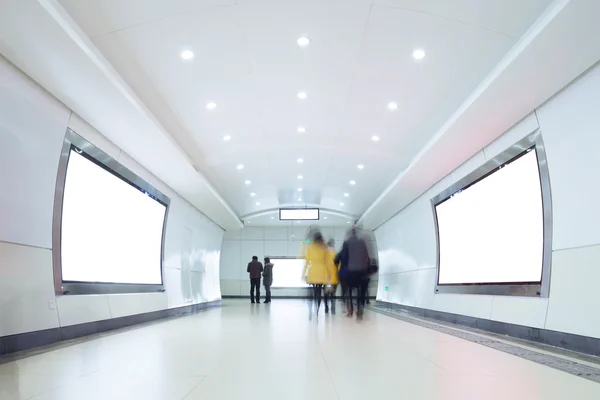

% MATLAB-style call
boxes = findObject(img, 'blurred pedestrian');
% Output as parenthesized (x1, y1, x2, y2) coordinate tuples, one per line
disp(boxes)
(335, 227, 370, 320)
(303, 230, 335, 315)
(324, 239, 340, 314)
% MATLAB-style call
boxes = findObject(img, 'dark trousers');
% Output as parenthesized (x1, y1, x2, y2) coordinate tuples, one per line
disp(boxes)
(312, 284, 323, 309)
(323, 285, 337, 311)
(264, 285, 271, 302)
(250, 278, 261, 303)
(343, 275, 368, 315)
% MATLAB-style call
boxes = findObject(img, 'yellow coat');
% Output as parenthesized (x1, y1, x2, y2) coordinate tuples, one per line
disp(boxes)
(303, 243, 335, 285)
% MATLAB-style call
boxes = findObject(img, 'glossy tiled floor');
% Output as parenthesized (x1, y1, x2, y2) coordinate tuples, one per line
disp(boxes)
(2, 300, 600, 400)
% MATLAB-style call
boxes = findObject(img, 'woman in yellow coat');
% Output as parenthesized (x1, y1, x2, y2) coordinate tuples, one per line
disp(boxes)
(303, 230, 335, 314)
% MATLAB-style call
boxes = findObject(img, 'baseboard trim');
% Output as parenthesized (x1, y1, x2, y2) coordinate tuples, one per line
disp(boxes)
(222, 295, 378, 300)
(0, 300, 221, 356)
(375, 300, 600, 357)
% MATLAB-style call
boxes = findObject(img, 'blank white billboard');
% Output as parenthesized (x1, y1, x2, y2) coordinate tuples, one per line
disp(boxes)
(270, 258, 309, 287)
(279, 208, 319, 220)
(435, 149, 544, 285)
(61, 150, 167, 285)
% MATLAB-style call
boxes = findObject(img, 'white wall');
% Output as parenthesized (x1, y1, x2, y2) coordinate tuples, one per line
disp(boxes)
(376, 61, 600, 339)
(220, 226, 378, 297)
(0, 54, 222, 337)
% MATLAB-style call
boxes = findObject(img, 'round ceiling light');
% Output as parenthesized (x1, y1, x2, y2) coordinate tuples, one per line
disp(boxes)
(237, 164, 244, 170)
(256, 202, 261, 206)
(297, 174, 303, 180)
(412, 49, 426, 60)
(340, 202, 345, 206)
(297, 126, 306, 133)
(297, 36, 310, 47)
(349, 180, 356, 185)
(371, 135, 380, 142)
(297, 92, 307, 100)
(181, 50, 194, 60)
(244, 180, 251, 186)
(357, 164, 364, 170)
(344, 193, 349, 197)
(297, 188, 302, 192)
(222, 135, 231, 141)
(298, 198, 302, 202)
(297, 158, 304, 164)
(250, 192, 256, 197)
(387, 102, 399, 111)
(206, 101, 217, 110)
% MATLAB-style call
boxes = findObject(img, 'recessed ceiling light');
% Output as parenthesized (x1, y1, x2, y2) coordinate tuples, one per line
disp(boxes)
(256, 202, 260, 206)
(250, 192, 256, 197)
(271, 217, 275, 220)
(297, 174, 303, 180)
(324, 216, 328, 220)
(347, 221, 351, 224)
(412, 49, 426, 60)
(357, 164, 364, 170)
(371, 135, 380, 142)
(297, 92, 307, 100)
(340, 202, 345, 206)
(247, 220, 251, 224)
(344, 193, 349, 197)
(349, 180, 356, 185)
(387, 102, 399, 111)
(297, 36, 310, 47)
(222, 135, 232, 141)
(297, 188, 302, 192)
(297, 126, 306, 133)
(298, 198, 302, 202)
(245, 180, 251, 185)
(297, 158, 304, 164)
(237, 164, 244, 170)
(206, 101, 217, 110)
(181, 50, 194, 60)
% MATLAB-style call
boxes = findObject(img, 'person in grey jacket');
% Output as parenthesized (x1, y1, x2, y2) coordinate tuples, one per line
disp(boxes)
(262, 257, 274, 303)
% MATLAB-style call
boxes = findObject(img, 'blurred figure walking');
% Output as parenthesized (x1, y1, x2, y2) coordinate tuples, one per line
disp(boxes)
(263, 257, 274, 303)
(303, 230, 335, 315)
(324, 239, 340, 314)
(247, 256, 263, 304)
(335, 227, 370, 320)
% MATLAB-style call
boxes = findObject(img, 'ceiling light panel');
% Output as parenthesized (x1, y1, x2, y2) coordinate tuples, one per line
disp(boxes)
(181, 50, 194, 60)
(412, 49, 426, 60)
(297, 37, 310, 47)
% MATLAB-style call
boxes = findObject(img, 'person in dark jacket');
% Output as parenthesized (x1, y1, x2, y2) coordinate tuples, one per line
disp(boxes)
(335, 227, 370, 319)
(247, 256, 264, 304)
(262, 257, 274, 303)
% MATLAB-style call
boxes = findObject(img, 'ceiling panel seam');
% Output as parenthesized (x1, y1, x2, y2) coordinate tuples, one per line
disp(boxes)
(36, 0, 242, 228)
(374, 4, 514, 38)
(358, 0, 571, 227)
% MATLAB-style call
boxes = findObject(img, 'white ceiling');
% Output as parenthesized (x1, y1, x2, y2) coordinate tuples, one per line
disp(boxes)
(2, 0, 599, 229)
